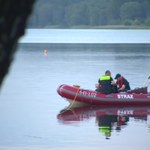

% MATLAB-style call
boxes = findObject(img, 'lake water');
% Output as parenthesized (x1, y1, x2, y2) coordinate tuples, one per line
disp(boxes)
(0, 30, 150, 150)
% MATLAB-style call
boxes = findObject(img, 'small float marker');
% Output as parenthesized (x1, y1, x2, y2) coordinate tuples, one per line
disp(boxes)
(44, 49, 48, 56)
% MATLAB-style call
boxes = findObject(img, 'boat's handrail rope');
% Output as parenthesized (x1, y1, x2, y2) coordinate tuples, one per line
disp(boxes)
(60, 86, 80, 114)
(69, 86, 80, 108)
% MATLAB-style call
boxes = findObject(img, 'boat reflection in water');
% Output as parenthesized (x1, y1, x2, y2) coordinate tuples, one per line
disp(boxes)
(57, 105, 150, 139)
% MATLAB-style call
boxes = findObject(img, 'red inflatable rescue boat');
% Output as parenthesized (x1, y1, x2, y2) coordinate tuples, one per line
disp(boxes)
(57, 84, 150, 106)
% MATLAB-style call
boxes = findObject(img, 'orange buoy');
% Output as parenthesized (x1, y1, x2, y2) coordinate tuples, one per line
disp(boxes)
(44, 49, 48, 56)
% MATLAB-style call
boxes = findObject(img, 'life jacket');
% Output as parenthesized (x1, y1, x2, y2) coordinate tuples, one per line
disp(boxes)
(99, 75, 112, 94)
(100, 75, 111, 81)
(118, 77, 124, 88)
(117, 76, 130, 90)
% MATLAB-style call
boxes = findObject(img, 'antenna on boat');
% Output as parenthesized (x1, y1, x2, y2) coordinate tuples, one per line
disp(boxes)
(143, 74, 150, 87)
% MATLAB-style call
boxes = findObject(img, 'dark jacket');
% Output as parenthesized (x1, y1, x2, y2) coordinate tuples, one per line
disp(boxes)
(117, 77, 130, 91)
(98, 75, 113, 94)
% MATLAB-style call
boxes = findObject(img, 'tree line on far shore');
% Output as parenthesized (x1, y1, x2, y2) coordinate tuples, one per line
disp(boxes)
(28, 0, 150, 28)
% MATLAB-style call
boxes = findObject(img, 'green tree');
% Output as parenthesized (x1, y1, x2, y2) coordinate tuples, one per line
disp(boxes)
(88, 6, 100, 25)
(38, 4, 53, 27)
(142, 1, 150, 18)
(88, 0, 109, 25)
(65, 3, 89, 26)
(145, 18, 150, 26)
(120, 2, 144, 20)
(28, 0, 150, 28)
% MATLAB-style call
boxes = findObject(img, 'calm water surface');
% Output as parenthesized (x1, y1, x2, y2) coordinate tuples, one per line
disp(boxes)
(0, 43, 150, 150)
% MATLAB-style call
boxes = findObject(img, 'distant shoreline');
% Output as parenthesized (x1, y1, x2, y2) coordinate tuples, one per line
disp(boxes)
(31, 25, 150, 29)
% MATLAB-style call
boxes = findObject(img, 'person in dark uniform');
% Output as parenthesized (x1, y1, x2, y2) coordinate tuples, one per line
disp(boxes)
(96, 70, 117, 94)
(115, 73, 131, 92)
